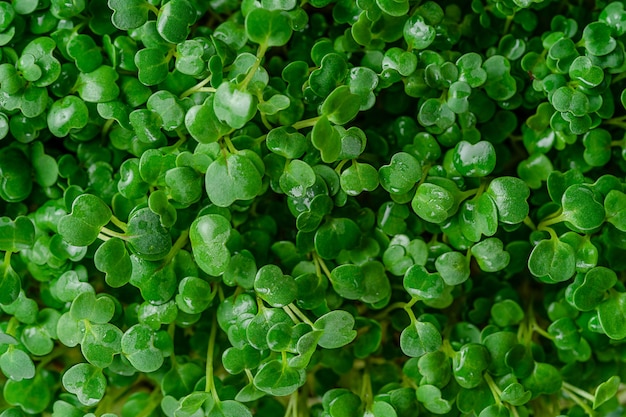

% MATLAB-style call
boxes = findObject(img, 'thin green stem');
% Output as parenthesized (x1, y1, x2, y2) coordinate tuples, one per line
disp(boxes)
(313, 254, 333, 280)
(562, 382, 595, 402)
(164, 229, 190, 265)
(334, 159, 350, 174)
(562, 386, 595, 416)
(611, 71, 626, 84)
(288, 303, 314, 327)
(403, 297, 419, 323)
(223, 135, 238, 154)
(5, 317, 19, 337)
(292, 116, 321, 130)
(537, 213, 566, 230)
(147, 3, 160, 16)
(168, 322, 177, 368)
(484, 373, 502, 405)
(100, 226, 128, 240)
(205, 315, 220, 405)
(360, 367, 373, 409)
(97, 232, 111, 242)
(180, 75, 213, 98)
(523, 216, 537, 231)
(3, 250, 11, 271)
(283, 305, 301, 325)
(109, 215, 128, 233)
(135, 388, 163, 417)
(101, 119, 114, 139)
(532, 324, 553, 340)
(240, 43, 268, 91)
(372, 301, 407, 321)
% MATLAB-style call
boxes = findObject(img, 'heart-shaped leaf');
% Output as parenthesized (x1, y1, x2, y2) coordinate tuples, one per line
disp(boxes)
(401, 321, 442, 358)
(254, 265, 297, 307)
(126, 207, 172, 261)
(58, 194, 112, 246)
(453, 140, 497, 177)
(62, 363, 106, 407)
(0, 216, 34, 252)
(314, 310, 357, 349)
(190, 214, 232, 276)
(205, 151, 263, 207)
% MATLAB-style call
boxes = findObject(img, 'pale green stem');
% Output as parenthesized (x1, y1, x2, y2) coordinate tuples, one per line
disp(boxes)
(100, 226, 128, 240)
(205, 315, 221, 405)
(180, 75, 213, 98)
(292, 116, 321, 130)
(109, 215, 128, 232)
(287, 303, 314, 327)
(164, 229, 190, 265)
(484, 373, 503, 404)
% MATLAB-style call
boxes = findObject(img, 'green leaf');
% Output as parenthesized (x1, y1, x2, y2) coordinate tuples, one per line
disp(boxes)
(254, 265, 297, 307)
(520, 362, 562, 397)
(471, 238, 510, 272)
(314, 310, 357, 349)
(340, 161, 379, 196)
(491, 299, 524, 327)
(501, 383, 532, 406)
(205, 152, 263, 207)
(75, 65, 120, 103)
(485, 177, 530, 224)
(253, 359, 306, 396)
(208, 400, 253, 417)
(404, 14, 435, 50)
(94, 237, 132, 288)
(528, 238, 576, 283)
(67, 34, 103, 73)
(314, 217, 361, 259)
(0, 216, 34, 252)
(435, 251, 470, 285)
(403, 265, 444, 300)
(70, 292, 115, 324)
(561, 184, 605, 232)
(597, 291, 626, 339)
(379, 152, 421, 194)
(108, 0, 152, 29)
(176, 277, 214, 315)
(126, 207, 171, 261)
(0, 347, 35, 381)
(583, 21, 616, 56)
(605, 189, 626, 232)
(321, 85, 362, 125)
(213, 82, 257, 129)
(567, 266, 616, 311)
(594, 376, 620, 409)
(185, 96, 230, 144)
(58, 194, 111, 246)
(411, 183, 455, 224)
(190, 214, 232, 276)
(47, 95, 89, 137)
(266, 127, 307, 159)
(3, 370, 53, 414)
(121, 324, 165, 372)
(453, 343, 490, 389)
(62, 363, 106, 407)
(453, 140, 496, 177)
(18, 37, 61, 87)
(280, 159, 316, 198)
(156, 0, 196, 44)
(400, 321, 442, 357)
(245, 7, 293, 47)
(311, 115, 342, 163)
(482, 55, 516, 101)
(416, 385, 452, 414)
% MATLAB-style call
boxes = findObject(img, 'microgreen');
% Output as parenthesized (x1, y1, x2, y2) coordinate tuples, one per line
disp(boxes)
(1, 1, 626, 416)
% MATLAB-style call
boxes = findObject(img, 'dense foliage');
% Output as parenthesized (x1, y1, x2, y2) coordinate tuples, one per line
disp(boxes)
(0, 0, 625, 415)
